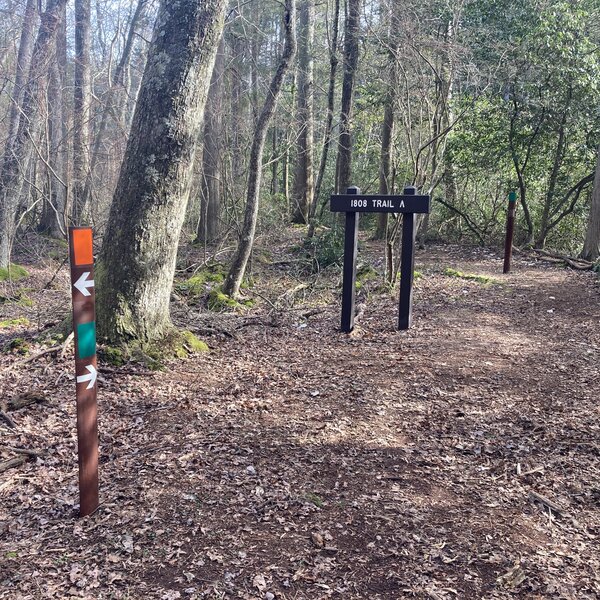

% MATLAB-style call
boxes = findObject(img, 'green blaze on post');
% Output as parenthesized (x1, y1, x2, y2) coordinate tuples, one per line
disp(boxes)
(77, 322, 96, 359)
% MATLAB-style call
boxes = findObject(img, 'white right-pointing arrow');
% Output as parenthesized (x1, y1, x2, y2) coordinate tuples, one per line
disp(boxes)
(74, 272, 95, 297)
(76, 365, 97, 390)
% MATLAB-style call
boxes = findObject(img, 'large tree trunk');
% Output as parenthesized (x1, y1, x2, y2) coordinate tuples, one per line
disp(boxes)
(96, 0, 228, 345)
(223, 0, 297, 298)
(71, 0, 92, 224)
(0, 0, 68, 268)
(334, 0, 361, 194)
(196, 40, 225, 244)
(582, 145, 600, 262)
(291, 0, 315, 224)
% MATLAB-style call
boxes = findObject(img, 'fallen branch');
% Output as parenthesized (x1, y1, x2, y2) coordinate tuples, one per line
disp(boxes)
(0, 410, 16, 429)
(532, 249, 593, 271)
(9, 391, 46, 411)
(0, 456, 28, 473)
(5, 447, 42, 457)
(7, 332, 73, 372)
(529, 490, 566, 516)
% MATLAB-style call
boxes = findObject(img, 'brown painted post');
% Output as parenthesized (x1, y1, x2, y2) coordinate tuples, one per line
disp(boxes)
(68, 227, 99, 517)
(398, 186, 417, 330)
(503, 191, 517, 274)
(341, 186, 360, 332)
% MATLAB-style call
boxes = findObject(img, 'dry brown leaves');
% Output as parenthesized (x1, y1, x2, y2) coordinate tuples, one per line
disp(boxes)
(1, 238, 599, 599)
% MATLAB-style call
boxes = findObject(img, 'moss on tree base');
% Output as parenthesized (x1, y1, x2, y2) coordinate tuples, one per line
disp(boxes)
(99, 329, 209, 370)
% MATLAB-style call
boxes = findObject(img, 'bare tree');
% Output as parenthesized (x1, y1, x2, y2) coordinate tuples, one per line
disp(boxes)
(334, 0, 361, 193)
(196, 39, 225, 244)
(71, 0, 92, 223)
(0, 0, 68, 268)
(291, 0, 315, 224)
(223, 0, 297, 298)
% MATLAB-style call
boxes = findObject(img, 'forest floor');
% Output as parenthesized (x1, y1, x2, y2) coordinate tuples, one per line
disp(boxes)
(1, 230, 599, 600)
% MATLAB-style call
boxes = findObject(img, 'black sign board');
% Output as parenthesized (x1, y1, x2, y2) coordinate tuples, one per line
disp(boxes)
(331, 186, 431, 332)
(330, 194, 430, 214)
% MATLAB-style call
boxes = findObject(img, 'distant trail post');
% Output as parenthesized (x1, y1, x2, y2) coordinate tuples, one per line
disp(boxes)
(68, 227, 99, 517)
(503, 191, 517, 274)
(331, 186, 431, 332)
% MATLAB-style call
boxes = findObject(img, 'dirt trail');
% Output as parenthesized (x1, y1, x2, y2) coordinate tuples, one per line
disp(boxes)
(1, 242, 599, 599)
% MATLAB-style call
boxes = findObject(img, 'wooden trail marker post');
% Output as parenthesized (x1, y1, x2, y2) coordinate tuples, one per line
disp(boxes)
(331, 186, 431, 332)
(68, 227, 99, 517)
(503, 191, 517, 274)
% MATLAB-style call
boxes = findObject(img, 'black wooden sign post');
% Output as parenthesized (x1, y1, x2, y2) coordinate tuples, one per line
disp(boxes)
(331, 186, 431, 332)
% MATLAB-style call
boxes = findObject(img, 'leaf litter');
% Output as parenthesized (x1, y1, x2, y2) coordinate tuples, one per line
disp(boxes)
(1, 237, 599, 599)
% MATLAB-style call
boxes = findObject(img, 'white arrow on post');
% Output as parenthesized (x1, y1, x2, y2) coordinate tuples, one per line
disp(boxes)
(77, 365, 97, 390)
(74, 272, 95, 296)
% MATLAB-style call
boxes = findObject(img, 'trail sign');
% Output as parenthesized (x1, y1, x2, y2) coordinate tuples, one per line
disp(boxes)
(68, 227, 99, 517)
(331, 186, 431, 332)
(330, 193, 430, 214)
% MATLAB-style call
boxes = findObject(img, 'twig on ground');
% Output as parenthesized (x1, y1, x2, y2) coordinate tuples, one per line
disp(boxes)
(529, 490, 566, 515)
(7, 333, 73, 372)
(0, 410, 16, 429)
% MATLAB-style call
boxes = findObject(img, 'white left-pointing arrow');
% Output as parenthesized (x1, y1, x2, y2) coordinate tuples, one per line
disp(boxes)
(74, 271, 95, 297)
(77, 365, 97, 389)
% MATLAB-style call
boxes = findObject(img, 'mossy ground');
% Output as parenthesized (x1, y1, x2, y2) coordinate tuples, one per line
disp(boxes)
(207, 288, 255, 312)
(176, 264, 226, 298)
(0, 317, 30, 329)
(0, 264, 29, 282)
(4, 337, 30, 355)
(444, 267, 497, 284)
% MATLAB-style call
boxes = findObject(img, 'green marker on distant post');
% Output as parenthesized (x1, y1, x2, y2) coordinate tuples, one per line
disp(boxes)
(503, 191, 518, 274)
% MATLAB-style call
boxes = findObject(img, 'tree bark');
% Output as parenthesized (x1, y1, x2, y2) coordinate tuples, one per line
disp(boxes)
(71, 0, 92, 224)
(535, 87, 571, 249)
(375, 0, 399, 241)
(582, 144, 600, 262)
(291, 0, 315, 224)
(0, 0, 68, 268)
(96, 0, 228, 345)
(196, 39, 225, 243)
(334, 0, 361, 194)
(308, 0, 340, 238)
(223, 0, 297, 298)
(5, 0, 38, 149)
(80, 0, 148, 215)
(38, 4, 68, 238)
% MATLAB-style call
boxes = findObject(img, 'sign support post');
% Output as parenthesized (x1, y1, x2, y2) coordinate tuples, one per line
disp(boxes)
(68, 227, 99, 517)
(398, 186, 417, 330)
(503, 191, 517, 274)
(330, 186, 431, 332)
(341, 186, 360, 333)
